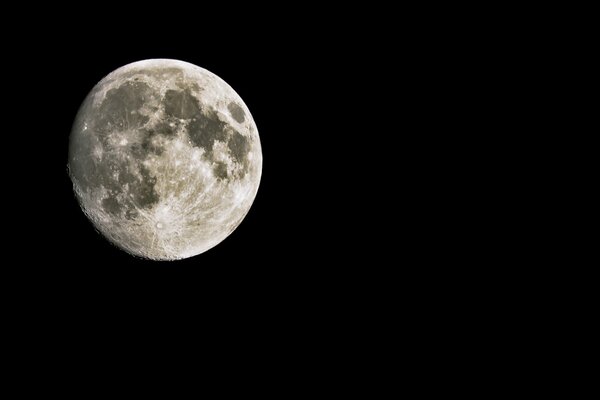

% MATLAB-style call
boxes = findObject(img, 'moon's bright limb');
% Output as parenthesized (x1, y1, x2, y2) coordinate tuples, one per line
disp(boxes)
(68, 59, 262, 260)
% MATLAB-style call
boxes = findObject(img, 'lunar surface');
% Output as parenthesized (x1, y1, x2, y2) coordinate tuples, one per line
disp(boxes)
(68, 59, 262, 260)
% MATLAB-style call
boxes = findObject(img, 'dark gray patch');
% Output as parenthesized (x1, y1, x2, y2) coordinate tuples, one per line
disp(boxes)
(131, 135, 164, 160)
(227, 102, 245, 123)
(152, 121, 177, 136)
(102, 197, 122, 215)
(164, 89, 201, 119)
(140, 134, 165, 156)
(95, 81, 152, 134)
(87, 160, 122, 195)
(213, 162, 228, 180)
(70, 79, 161, 214)
(132, 166, 159, 208)
(187, 108, 229, 155)
(130, 143, 145, 159)
(117, 168, 138, 186)
(96, 162, 159, 212)
(227, 131, 250, 166)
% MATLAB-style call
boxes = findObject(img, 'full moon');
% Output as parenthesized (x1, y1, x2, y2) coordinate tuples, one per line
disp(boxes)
(68, 59, 262, 260)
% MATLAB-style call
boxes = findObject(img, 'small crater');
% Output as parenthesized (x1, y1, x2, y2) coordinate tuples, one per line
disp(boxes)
(228, 102, 245, 123)
(125, 209, 139, 220)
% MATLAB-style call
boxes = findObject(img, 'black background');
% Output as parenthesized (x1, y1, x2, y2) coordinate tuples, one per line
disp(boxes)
(1, 8, 514, 384)
(5, 12, 393, 309)
(1, 6, 541, 385)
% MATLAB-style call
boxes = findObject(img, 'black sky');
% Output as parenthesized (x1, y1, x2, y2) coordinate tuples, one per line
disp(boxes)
(3, 11, 387, 305)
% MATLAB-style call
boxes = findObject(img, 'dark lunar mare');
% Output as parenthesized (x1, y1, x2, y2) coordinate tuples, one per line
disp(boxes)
(177, 90, 251, 179)
(227, 102, 245, 123)
(70, 72, 253, 220)
(95, 81, 152, 134)
(70, 80, 161, 218)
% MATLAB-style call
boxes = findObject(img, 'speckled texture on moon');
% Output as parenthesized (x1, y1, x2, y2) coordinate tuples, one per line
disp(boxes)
(68, 59, 262, 260)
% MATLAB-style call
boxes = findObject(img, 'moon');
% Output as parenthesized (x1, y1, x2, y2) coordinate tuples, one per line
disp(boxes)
(68, 59, 262, 260)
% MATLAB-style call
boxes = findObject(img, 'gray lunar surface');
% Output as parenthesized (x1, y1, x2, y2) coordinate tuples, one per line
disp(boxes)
(68, 59, 262, 260)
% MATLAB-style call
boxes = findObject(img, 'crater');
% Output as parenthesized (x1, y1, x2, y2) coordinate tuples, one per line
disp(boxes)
(125, 209, 139, 220)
